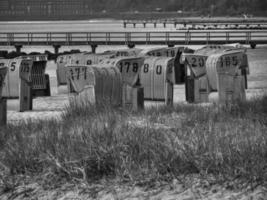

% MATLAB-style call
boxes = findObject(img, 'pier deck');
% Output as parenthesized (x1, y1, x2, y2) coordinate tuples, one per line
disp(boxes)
(0, 30, 266, 49)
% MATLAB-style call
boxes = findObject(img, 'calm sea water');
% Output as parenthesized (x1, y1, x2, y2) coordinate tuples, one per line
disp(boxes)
(0, 19, 180, 32)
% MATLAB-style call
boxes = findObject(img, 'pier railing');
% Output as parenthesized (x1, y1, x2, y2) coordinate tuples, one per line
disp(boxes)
(0, 30, 267, 46)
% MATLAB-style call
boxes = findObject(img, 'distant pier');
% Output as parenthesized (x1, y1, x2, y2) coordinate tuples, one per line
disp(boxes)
(123, 18, 267, 29)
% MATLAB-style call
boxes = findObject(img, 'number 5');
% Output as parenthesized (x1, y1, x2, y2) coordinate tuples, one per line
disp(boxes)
(11, 62, 16, 71)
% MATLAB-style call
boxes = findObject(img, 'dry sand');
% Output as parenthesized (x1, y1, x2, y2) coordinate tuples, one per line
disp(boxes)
(1, 175, 266, 200)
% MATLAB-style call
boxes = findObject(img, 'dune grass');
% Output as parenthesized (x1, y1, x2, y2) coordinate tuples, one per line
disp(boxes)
(0, 95, 267, 188)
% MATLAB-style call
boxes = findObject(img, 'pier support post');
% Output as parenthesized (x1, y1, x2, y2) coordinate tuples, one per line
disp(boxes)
(250, 42, 256, 49)
(53, 45, 61, 54)
(91, 44, 98, 53)
(15, 45, 23, 53)
(123, 21, 126, 28)
(127, 43, 135, 49)
(0, 51, 8, 58)
(133, 23, 136, 28)
(154, 22, 157, 28)
(143, 22, 146, 28)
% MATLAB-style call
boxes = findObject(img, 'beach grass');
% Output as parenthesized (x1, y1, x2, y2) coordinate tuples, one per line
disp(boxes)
(0, 94, 267, 188)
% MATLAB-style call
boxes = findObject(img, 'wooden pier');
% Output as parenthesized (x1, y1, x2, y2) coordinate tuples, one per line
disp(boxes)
(0, 30, 267, 52)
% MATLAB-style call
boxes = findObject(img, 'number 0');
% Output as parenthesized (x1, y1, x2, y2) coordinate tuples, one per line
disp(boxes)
(199, 58, 204, 67)
(156, 65, 162, 75)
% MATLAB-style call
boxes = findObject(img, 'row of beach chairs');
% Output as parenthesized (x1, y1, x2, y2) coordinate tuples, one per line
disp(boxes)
(56, 44, 249, 109)
(0, 44, 249, 125)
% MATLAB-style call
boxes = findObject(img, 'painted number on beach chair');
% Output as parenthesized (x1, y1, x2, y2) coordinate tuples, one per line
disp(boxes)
(185, 55, 208, 77)
(156, 65, 162, 75)
(117, 58, 144, 86)
(67, 66, 96, 93)
(143, 63, 149, 73)
(10, 62, 16, 71)
(20, 60, 33, 82)
(166, 50, 176, 57)
(69, 66, 88, 81)
(190, 57, 205, 68)
(219, 55, 239, 68)
(20, 63, 30, 73)
(119, 62, 139, 73)
(216, 53, 244, 75)
(142, 64, 165, 76)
